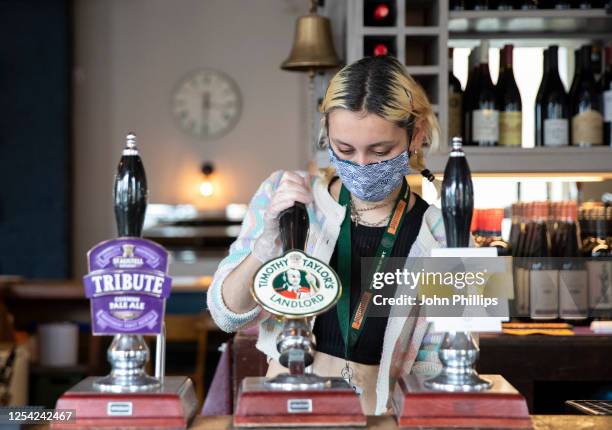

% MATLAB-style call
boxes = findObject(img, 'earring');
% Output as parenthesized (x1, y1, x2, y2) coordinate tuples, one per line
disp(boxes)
(318, 116, 329, 149)
(317, 127, 327, 148)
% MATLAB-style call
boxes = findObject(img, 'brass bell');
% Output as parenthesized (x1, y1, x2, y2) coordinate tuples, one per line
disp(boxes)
(281, 1, 341, 72)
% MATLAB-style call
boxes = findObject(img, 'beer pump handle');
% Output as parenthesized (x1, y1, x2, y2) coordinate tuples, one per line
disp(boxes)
(278, 202, 309, 252)
(441, 137, 474, 248)
(113, 132, 148, 238)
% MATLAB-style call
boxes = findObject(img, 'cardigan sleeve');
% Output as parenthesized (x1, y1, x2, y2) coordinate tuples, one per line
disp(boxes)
(206, 170, 284, 333)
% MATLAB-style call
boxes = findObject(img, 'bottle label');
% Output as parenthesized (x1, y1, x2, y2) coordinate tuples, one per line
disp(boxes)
(587, 260, 612, 312)
(448, 91, 462, 141)
(521, 267, 530, 315)
(499, 111, 522, 146)
(529, 269, 559, 319)
(543, 118, 569, 146)
(472, 109, 499, 144)
(559, 269, 588, 319)
(604, 90, 612, 122)
(571, 109, 603, 145)
(514, 266, 529, 316)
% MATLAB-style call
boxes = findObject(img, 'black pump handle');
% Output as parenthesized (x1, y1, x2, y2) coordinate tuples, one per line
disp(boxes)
(278, 202, 309, 252)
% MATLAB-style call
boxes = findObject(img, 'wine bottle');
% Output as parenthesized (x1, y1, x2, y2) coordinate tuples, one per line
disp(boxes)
(521, 0, 538, 9)
(509, 204, 521, 254)
(114, 133, 148, 237)
(477, 208, 510, 255)
(536, 46, 570, 147)
(579, 204, 596, 251)
(536, 48, 551, 144)
(549, 202, 561, 257)
(592, 42, 603, 83)
(364, 36, 396, 57)
(601, 45, 612, 146)
(554, 0, 571, 8)
(570, 45, 604, 146)
(569, 49, 581, 99)
(463, 47, 480, 145)
(471, 40, 499, 147)
(559, 201, 589, 320)
(450, 0, 466, 10)
(529, 202, 559, 320)
(514, 202, 532, 316)
(448, 48, 463, 141)
(364, 0, 396, 27)
(497, 45, 522, 146)
(541, 0, 570, 7)
(473, 0, 489, 10)
(585, 206, 612, 319)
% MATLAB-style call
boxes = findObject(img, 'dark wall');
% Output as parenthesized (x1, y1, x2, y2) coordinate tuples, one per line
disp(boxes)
(0, 0, 71, 278)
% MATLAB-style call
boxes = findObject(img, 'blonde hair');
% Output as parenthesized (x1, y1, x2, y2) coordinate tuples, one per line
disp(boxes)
(318, 55, 439, 180)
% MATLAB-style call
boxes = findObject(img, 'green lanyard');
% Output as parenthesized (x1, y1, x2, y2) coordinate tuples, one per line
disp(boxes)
(336, 178, 410, 362)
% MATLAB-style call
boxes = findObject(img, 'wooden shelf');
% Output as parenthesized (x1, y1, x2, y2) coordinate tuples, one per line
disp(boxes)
(426, 146, 612, 174)
(361, 27, 400, 35)
(361, 27, 441, 36)
(405, 65, 440, 75)
(404, 26, 441, 36)
(347, 1, 449, 145)
(449, 8, 612, 38)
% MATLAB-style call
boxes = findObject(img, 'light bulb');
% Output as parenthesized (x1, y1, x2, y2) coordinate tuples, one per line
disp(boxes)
(199, 180, 214, 197)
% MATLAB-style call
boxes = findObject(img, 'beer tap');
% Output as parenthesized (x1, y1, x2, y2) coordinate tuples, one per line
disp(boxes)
(264, 202, 329, 389)
(236, 188, 364, 427)
(94, 132, 160, 392)
(424, 137, 492, 392)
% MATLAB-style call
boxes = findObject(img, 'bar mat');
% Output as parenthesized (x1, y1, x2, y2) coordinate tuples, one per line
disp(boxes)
(502, 329, 574, 336)
(502, 322, 574, 336)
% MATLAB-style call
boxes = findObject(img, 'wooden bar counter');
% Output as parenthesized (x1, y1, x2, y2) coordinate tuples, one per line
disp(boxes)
(189, 415, 612, 429)
(31, 414, 612, 429)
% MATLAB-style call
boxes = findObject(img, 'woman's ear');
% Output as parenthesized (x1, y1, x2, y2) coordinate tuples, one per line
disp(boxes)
(318, 116, 329, 149)
(408, 120, 427, 153)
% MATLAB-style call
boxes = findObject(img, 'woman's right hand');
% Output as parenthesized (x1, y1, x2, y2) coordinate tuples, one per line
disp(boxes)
(252, 171, 313, 263)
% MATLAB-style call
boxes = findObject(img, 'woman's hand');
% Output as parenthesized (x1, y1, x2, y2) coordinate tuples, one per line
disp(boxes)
(219, 171, 312, 317)
(252, 171, 313, 263)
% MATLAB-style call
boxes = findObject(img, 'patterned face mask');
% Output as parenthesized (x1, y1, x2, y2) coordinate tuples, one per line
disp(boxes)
(328, 145, 409, 202)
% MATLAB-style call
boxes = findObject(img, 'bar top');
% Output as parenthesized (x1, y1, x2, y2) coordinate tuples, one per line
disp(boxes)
(188, 415, 612, 430)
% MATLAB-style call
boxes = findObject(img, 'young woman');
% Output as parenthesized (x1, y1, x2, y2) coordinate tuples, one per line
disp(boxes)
(207, 55, 445, 415)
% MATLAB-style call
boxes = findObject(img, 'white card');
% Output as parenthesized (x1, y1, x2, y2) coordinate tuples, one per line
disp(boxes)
(428, 246, 505, 333)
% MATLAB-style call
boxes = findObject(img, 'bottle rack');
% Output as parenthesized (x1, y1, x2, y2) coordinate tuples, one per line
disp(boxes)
(346, 0, 612, 175)
(347, 0, 450, 146)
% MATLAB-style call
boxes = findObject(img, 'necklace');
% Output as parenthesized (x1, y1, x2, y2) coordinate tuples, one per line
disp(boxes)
(351, 199, 392, 212)
(349, 198, 392, 227)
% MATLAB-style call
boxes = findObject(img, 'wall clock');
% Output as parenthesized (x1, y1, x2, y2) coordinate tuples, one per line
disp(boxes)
(171, 69, 242, 140)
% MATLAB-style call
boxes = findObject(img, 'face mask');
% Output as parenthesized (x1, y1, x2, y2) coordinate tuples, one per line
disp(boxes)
(327, 146, 409, 202)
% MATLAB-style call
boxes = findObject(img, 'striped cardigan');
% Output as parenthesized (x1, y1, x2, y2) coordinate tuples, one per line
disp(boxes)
(206, 169, 445, 414)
